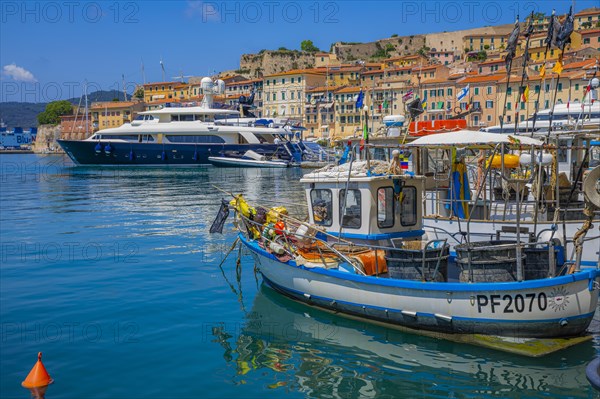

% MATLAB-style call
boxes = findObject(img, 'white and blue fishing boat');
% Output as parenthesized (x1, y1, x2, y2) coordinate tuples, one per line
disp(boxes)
(218, 158, 600, 348)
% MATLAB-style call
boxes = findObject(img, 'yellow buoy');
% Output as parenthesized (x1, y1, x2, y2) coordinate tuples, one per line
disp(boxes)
(486, 154, 520, 169)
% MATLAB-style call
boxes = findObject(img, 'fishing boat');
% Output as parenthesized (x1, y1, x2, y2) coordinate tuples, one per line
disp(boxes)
(208, 150, 290, 168)
(57, 77, 306, 166)
(400, 130, 600, 268)
(214, 156, 600, 343)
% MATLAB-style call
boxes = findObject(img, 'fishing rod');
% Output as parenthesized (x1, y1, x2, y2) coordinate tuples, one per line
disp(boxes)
(530, 9, 556, 136)
(499, 16, 520, 130)
(514, 11, 535, 135)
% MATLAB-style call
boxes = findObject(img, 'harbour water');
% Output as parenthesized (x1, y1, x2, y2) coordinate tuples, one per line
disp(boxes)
(1, 154, 598, 399)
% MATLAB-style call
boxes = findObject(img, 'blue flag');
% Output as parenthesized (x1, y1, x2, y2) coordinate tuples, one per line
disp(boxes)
(355, 90, 364, 109)
(457, 84, 470, 101)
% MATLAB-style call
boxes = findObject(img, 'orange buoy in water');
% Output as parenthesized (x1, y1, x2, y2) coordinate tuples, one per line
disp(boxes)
(22, 352, 53, 389)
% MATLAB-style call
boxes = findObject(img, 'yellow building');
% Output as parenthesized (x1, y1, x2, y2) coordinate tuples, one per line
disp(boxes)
(332, 86, 363, 139)
(262, 69, 326, 125)
(305, 86, 337, 138)
(314, 52, 341, 68)
(454, 74, 505, 127)
(463, 33, 507, 52)
(142, 81, 182, 103)
(496, 61, 596, 125)
(324, 66, 362, 87)
(90, 101, 145, 131)
(384, 54, 428, 67)
(520, 31, 583, 61)
(575, 8, 600, 30)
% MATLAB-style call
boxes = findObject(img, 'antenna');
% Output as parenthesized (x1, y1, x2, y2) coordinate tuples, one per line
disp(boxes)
(160, 57, 166, 81)
(172, 71, 192, 82)
(122, 74, 128, 102)
(141, 59, 146, 84)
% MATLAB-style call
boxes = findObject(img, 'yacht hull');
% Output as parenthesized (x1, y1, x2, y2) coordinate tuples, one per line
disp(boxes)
(57, 140, 289, 166)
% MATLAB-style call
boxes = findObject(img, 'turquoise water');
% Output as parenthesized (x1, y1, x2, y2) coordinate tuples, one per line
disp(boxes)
(1, 154, 598, 399)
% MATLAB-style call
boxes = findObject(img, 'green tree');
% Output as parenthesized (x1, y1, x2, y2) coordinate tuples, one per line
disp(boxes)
(37, 100, 72, 125)
(133, 86, 144, 99)
(301, 40, 320, 52)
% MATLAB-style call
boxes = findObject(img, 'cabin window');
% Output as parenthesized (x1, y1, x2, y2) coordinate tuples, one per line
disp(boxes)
(180, 114, 195, 121)
(339, 189, 362, 229)
(400, 186, 417, 226)
(165, 135, 225, 143)
(104, 135, 138, 141)
(377, 187, 394, 228)
(310, 189, 332, 226)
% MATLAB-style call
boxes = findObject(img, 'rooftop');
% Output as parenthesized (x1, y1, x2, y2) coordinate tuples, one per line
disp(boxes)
(264, 69, 326, 77)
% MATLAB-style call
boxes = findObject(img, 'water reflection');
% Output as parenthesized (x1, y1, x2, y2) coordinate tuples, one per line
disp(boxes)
(213, 286, 596, 399)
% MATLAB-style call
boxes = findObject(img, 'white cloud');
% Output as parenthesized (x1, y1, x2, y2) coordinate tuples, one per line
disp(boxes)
(2, 63, 37, 83)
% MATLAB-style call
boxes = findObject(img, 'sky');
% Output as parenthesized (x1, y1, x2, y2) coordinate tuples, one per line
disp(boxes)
(1, 0, 597, 103)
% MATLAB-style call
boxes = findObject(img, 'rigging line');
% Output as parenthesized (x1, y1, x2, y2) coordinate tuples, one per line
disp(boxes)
(499, 16, 520, 130)
(513, 11, 535, 135)
(531, 9, 557, 136)
(546, 6, 574, 140)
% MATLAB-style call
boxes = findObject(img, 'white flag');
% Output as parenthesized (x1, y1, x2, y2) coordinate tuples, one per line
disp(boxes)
(457, 84, 470, 101)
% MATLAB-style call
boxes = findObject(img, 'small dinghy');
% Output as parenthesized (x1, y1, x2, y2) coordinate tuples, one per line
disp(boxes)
(208, 150, 289, 168)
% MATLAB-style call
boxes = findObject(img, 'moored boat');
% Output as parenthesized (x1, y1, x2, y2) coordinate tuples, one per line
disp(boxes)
(208, 150, 290, 168)
(216, 158, 599, 343)
(58, 77, 305, 166)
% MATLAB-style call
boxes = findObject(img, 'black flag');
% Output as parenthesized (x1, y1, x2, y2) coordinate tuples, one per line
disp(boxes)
(505, 17, 520, 67)
(544, 10, 558, 49)
(209, 199, 230, 234)
(555, 7, 574, 49)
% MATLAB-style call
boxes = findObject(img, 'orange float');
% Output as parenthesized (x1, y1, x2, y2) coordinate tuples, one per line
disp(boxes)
(22, 352, 53, 389)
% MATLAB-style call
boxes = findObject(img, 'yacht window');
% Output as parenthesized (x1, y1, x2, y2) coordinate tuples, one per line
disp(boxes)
(310, 189, 332, 226)
(135, 115, 144, 121)
(165, 135, 225, 143)
(104, 135, 138, 141)
(171, 115, 180, 121)
(214, 113, 240, 120)
(400, 186, 417, 226)
(377, 187, 395, 228)
(339, 189, 361, 229)
(180, 114, 195, 122)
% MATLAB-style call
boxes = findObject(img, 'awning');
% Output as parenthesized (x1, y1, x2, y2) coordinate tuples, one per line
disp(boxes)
(406, 130, 544, 148)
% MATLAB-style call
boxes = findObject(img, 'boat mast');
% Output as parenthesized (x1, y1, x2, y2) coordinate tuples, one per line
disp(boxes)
(499, 16, 520, 130)
(513, 12, 534, 134)
(530, 9, 556, 135)
(84, 81, 89, 138)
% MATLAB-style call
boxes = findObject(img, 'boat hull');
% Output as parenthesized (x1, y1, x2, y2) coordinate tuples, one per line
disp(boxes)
(208, 156, 289, 168)
(241, 235, 599, 338)
(57, 140, 290, 166)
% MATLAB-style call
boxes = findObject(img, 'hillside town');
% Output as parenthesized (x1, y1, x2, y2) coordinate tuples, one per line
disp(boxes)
(59, 7, 600, 142)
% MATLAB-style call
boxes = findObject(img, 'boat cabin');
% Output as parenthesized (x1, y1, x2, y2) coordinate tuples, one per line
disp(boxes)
(300, 161, 426, 241)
